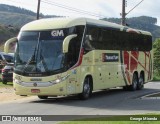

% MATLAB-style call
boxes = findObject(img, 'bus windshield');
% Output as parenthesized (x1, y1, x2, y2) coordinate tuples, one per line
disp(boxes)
(15, 30, 67, 75)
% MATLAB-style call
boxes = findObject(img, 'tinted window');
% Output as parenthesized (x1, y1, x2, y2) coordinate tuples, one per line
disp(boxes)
(84, 25, 152, 51)
(84, 26, 99, 50)
(67, 26, 85, 68)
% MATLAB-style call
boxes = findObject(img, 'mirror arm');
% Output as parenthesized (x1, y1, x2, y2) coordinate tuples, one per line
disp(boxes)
(63, 34, 77, 53)
(4, 37, 17, 53)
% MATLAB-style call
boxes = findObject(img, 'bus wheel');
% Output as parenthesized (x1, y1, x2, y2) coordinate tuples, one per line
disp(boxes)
(79, 77, 92, 100)
(123, 85, 130, 91)
(38, 96, 48, 99)
(130, 73, 138, 91)
(137, 74, 144, 90)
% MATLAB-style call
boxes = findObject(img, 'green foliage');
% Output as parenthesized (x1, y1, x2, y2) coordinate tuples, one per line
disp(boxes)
(0, 11, 36, 28)
(153, 75, 160, 81)
(0, 81, 13, 87)
(153, 38, 160, 76)
(0, 4, 62, 28)
(0, 4, 160, 52)
(60, 122, 160, 124)
(60, 115, 160, 124)
(0, 4, 37, 16)
(0, 24, 19, 51)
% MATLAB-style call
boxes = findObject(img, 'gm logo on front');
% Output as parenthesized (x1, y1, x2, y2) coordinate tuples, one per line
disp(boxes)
(51, 30, 64, 37)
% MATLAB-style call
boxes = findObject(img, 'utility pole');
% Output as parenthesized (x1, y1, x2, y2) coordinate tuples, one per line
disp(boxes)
(121, 0, 126, 26)
(37, 0, 41, 20)
(121, 0, 144, 26)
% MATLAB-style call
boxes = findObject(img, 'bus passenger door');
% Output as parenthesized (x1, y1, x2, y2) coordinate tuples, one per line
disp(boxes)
(67, 69, 77, 94)
(66, 35, 81, 94)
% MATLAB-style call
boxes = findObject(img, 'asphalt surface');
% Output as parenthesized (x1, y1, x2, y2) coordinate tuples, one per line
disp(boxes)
(0, 82, 160, 123)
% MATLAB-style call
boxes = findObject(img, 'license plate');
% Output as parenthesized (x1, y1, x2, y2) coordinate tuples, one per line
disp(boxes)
(31, 89, 40, 93)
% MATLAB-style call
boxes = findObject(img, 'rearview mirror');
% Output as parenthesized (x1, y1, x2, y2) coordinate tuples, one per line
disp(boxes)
(63, 34, 77, 53)
(4, 37, 17, 53)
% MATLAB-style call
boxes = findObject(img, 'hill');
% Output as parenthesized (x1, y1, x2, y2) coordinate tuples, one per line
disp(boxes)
(102, 16, 160, 40)
(0, 24, 19, 51)
(0, 4, 61, 28)
(0, 4, 36, 28)
(0, 4, 61, 51)
(0, 4, 160, 51)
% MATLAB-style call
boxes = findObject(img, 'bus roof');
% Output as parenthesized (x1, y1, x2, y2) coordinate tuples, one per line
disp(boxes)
(21, 17, 86, 31)
(21, 17, 151, 36)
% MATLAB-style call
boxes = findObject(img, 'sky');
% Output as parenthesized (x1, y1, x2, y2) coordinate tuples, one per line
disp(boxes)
(0, 0, 160, 26)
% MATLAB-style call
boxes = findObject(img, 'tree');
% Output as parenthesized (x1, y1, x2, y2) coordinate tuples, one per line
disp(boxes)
(153, 38, 160, 76)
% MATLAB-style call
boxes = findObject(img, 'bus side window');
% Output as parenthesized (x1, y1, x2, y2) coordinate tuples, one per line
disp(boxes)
(84, 26, 99, 51)
(66, 25, 85, 68)
(84, 35, 95, 51)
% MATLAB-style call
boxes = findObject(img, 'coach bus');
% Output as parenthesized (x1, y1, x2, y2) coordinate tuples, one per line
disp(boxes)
(4, 17, 152, 100)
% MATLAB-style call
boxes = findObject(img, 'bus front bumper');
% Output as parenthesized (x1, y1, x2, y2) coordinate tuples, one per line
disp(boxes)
(13, 81, 67, 96)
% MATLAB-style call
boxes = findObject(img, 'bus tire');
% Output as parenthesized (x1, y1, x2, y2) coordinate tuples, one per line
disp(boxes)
(130, 73, 138, 91)
(137, 73, 144, 90)
(38, 96, 48, 99)
(123, 85, 130, 91)
(79, 77, 92, 100)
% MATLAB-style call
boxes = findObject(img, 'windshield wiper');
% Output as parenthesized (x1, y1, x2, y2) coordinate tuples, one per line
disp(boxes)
(22, 47, 37, 73)
(39, 48, 49, 72)
(22, 32, 41, 73)
(51, 51, 64, 70)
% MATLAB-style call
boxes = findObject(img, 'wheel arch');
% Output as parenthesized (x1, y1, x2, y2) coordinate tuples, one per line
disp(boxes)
(133, 71, 138, 79)
(78, 74, 93, 100)
(80, 74, 93, 92)
(140, 71, 145, 80)
(86, 75, 93, 91)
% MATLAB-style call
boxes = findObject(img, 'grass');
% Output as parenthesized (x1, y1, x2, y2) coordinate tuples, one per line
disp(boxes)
(153, 75, 160, 81)
(151, 72, 160, 81)
(0, 81, 13, 87)
(59, 114, 160, 124)
(0, 73, 13, 87)
(60, 122, 160, 124)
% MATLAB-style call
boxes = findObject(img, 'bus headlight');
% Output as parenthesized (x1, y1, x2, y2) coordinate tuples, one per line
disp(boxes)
(14, 79, 22, 84)
(49, 74, 70, 85)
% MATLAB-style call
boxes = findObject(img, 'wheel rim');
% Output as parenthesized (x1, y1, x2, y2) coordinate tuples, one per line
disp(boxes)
(83, 78, 90, 97)
(133, 75, 138, 90)
(139, 77, 143, 85)
(138, 76, 144, 89)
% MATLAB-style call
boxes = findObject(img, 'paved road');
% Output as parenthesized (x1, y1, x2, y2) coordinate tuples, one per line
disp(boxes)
(0, 82, 160, 120)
